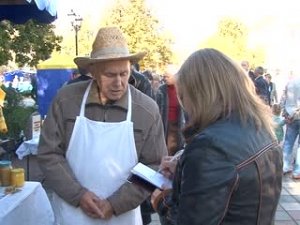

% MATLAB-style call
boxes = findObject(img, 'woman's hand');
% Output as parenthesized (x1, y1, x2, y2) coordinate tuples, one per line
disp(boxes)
(159, 149, 184, 179)
(159, 156, 178, 179)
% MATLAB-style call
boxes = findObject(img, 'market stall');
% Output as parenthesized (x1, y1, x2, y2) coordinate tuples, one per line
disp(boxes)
(36, 54, 77, 118)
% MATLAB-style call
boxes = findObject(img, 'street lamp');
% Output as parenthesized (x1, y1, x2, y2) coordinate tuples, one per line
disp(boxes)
(67, 9, 83, 56)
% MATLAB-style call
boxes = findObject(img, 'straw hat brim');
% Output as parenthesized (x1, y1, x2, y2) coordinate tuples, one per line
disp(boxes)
(74, 52, 146, 69)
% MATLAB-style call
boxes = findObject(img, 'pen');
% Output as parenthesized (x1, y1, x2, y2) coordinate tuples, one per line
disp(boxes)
(171, 149, 184, 161)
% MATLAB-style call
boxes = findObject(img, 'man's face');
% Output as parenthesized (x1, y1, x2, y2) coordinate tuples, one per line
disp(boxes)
(265, 75, 271, 83)
(241, 61, 249, 71)
(91, 60, 130, 103)
(152, 80, 160, 89)
(163, 72, 176, 85)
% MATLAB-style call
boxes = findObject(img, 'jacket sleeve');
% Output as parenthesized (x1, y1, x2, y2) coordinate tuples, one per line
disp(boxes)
(177, 139, 238, 225)
(37, 95, 87, 206)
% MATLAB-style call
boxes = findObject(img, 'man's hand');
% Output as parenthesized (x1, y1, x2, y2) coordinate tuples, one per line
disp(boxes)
(97, 198, 114, 220)
(79, 191, 104, 218)
(151, 188, 172, 212)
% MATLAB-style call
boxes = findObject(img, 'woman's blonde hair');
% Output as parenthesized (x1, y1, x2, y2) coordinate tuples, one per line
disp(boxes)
(176, 48, 274, 135)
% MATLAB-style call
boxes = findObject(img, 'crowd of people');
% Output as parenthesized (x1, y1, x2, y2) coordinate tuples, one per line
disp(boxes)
(36, 26, 285, 225)
(241, 60, 300, 181)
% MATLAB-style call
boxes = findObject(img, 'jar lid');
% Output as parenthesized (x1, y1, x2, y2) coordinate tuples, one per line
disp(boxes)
(0, 160, 12, 167)
(11, 168, 24, 173)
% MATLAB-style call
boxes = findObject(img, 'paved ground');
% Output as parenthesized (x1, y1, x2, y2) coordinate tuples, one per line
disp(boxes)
(149, 173, 300, 225)
(6, 154, 300, 225)
(275, 173, 300, 225)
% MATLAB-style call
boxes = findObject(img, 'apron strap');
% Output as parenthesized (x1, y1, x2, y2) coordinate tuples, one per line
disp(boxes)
(126, 86, 132, 122)
(80, 81, 132, 121)
(79, 81, 93, 117)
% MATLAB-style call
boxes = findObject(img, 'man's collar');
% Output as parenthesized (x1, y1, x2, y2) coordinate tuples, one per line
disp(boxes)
(85, 80, 129, 110)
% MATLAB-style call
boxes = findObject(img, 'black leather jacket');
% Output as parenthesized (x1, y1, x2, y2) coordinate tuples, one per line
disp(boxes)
(157, 115, 282, 225)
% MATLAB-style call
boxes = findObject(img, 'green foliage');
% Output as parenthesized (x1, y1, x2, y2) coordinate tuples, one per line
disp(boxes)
(0, 20, 62, 67)
(200, 17, 266, 67)
(101, 0, 175, 71)
(0, 86, 35, 140)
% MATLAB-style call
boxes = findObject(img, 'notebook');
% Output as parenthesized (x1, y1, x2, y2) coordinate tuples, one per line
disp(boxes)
(129, 163, 172, 192)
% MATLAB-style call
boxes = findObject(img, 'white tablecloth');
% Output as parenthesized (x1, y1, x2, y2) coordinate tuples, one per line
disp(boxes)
(0, 181, 55, 225)
(16, 138, 39, 160)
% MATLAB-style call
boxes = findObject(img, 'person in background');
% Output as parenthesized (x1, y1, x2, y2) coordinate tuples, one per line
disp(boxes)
(151, 73, 162, 100)
(254, 66, 269, 104)
(37, 27, 167, 225)
(142, 70, 163, 100)
(241, 60, 255, 82)
(142, 70, 153, 81)
(151, 48, 282, 225)
(281, 74, 300, 179)
(129, 64, 153, 98)
(265, 73, 278, 106)
(66, 67, 92, 85)
(29, 73, 37, 101)
(272, 103, 285, 145)
(156, 64, 185, 156)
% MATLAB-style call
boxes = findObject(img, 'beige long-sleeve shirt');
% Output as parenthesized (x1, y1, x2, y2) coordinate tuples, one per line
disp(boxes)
(37, 80, 167, 215)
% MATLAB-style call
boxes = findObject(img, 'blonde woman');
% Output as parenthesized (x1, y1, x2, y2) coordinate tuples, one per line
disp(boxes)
(152, 48, 282, 225)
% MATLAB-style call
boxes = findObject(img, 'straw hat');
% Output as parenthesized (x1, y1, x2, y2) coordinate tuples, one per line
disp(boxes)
(74, 27, 146, 69)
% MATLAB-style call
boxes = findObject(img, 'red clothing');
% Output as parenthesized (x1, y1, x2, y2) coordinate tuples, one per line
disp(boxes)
(167, 85, 179, 122)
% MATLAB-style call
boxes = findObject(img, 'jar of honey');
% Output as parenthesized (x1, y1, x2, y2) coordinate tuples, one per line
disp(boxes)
(10, 168, 25, 187)
(0, 160, 12, 186)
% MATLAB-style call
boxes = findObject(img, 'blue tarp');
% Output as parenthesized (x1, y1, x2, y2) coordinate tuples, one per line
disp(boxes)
(3, 70, 26, 82)
(37, 69, 73, 117)
(3, 70, 35, 92)
(0, 5, 56, 24)
(0, 0, 57, 24)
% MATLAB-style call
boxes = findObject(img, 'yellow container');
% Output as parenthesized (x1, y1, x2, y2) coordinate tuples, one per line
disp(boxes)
(0, 160, 12, 186)
(10, 168, 25, 187)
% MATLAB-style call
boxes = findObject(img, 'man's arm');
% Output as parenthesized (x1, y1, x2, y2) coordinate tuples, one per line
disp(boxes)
(37, 96, 87, 206)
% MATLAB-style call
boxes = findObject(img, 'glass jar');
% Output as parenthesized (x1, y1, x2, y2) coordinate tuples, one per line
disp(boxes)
(10, 168, 25, 187)
(0, 160, 12, 186)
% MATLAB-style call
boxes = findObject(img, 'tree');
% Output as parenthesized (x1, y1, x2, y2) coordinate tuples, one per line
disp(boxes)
(0, 20, 62, 67)
(0, 85, 35, 141)
(200, 17, 265, 67)
(59, 15, 96, 57)
(101, 0, 174, 71)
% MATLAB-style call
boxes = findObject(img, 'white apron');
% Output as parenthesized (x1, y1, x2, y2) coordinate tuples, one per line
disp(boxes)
(52, 82, 142, 225)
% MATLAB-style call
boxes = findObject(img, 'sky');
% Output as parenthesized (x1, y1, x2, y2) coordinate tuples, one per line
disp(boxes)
(54, 0, 300, 74)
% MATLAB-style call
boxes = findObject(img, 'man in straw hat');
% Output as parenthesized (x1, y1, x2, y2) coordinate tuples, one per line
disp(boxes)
(37, 27, 167, 225)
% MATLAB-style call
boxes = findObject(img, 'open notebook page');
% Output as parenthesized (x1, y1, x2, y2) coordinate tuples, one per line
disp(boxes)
(131, 163, 172, 189)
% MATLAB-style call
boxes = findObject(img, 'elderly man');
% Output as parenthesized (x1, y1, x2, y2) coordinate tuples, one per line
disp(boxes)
(37, 27, 167, 225)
